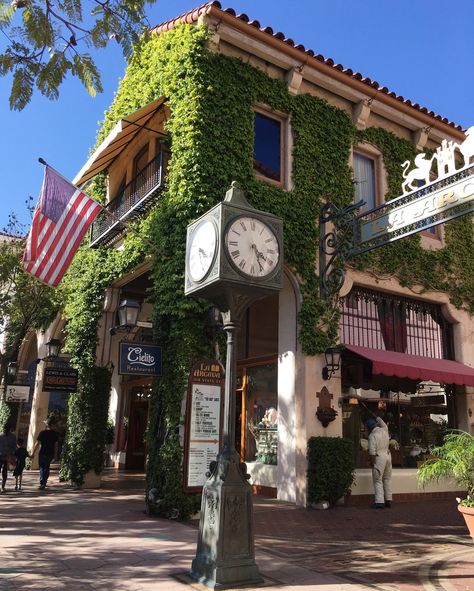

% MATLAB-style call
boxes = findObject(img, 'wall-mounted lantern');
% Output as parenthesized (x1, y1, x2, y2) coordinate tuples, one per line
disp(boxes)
(322, 346, 342, 380)
(45, 338, 61, 359)
(110, 299, 141, 335)
(7, 361, 18, 379)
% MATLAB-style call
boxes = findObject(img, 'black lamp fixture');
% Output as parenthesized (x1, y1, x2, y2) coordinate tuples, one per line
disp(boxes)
(45, 338, 61, 359)
(322, 345, 342, 380)
(7, 361, 18, 379)
(110, 299, 141, 335)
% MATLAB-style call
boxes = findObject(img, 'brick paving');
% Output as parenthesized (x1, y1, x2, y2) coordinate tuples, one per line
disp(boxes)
(0, 468, 472, 591)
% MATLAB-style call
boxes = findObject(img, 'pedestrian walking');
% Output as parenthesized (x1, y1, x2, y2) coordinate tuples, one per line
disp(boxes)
(31, 417, 59, 490)
(0, 422, 17, 493)
(13, 438, 29, 491)
(367, 415, 393, 509)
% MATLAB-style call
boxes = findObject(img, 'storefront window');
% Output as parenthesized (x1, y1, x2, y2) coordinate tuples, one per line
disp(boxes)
(240, 362, 278, 465)
(342, 384, 452, 468)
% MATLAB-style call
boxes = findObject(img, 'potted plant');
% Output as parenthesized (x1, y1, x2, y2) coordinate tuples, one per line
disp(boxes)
(316, 407, 338, 428)
(417, 430, 474, 539)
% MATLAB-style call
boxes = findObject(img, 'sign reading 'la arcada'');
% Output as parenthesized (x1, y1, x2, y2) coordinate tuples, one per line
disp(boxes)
(355, 126, 474, 254)
(183, 359, 225, 493)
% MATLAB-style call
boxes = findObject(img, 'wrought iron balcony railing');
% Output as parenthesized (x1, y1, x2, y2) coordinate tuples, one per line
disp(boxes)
(90, 150, 169, 248)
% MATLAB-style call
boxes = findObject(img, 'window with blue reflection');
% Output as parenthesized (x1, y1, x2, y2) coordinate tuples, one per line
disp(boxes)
(254, 112, 281, 182)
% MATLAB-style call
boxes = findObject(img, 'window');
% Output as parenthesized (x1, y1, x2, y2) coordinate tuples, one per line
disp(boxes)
(340, 287, 456, 470)
(353, 152, 376, 212)
(236, 294, 279, 465)
(417, 179, 441, 238)
(238, 362, 278, 465)
(254, 112, 282, 183)
(342, 386, 454, 469)
(340, 287, 453, 359)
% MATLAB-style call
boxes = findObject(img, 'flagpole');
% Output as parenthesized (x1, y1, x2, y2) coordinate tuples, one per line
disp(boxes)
(38, 158, 161, 255)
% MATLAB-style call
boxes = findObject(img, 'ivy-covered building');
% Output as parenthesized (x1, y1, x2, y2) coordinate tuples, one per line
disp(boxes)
(21, 1, 474, 509)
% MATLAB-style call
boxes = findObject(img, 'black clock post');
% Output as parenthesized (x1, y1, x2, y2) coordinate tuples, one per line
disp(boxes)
(185, 182, 283, 589)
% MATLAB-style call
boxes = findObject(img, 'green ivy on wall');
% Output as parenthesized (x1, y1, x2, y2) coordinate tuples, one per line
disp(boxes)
(58, 23, 473, 510)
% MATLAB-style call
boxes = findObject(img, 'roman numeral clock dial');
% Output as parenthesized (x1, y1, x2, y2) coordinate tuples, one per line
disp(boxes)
(225, 216, 280, 278)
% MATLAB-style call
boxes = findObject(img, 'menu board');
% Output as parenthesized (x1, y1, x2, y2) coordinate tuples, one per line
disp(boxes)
(183, 360, 225, 492)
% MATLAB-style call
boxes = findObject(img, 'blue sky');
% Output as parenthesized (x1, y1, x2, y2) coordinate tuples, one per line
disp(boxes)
(1, 0, 473, 230)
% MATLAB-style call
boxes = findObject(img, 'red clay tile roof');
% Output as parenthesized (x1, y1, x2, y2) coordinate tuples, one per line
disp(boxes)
(150, 1, 463, 133)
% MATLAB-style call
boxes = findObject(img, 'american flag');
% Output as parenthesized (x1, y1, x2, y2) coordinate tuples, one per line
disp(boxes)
(23, 166, 102, 287)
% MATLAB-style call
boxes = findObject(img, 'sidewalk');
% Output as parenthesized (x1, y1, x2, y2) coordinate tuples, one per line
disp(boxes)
(0, 469, 472, 591)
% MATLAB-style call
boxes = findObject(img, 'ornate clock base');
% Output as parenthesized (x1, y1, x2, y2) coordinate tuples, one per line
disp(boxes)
(191, 448, 262, 589)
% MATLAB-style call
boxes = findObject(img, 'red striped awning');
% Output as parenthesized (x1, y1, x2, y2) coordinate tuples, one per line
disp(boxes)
(343, 344, 474, 387)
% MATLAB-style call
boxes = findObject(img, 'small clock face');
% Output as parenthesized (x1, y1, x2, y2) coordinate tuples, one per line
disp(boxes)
(188, 219, 217, 282)
(225, 216, 280, 278)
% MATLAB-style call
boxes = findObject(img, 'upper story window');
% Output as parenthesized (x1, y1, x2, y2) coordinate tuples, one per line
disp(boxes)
(353, 152, 376, 212)
(340, 286, 453, 359)
(254, 111, 283, 184)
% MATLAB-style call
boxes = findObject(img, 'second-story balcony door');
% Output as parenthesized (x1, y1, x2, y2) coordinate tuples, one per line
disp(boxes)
(132, 145, 150, 196)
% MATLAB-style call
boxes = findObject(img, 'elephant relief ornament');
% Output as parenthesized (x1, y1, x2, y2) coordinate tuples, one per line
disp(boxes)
(401, 126, 474, 195)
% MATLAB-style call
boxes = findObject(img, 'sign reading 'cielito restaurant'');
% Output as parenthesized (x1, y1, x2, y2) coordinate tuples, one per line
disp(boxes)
(118, 342, 162, 376)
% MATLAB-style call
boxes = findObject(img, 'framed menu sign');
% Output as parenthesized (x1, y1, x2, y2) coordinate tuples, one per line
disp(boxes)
(183, 359, 225, 492)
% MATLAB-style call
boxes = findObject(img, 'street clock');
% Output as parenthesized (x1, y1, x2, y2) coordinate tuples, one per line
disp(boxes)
(185, 182, 283, 303)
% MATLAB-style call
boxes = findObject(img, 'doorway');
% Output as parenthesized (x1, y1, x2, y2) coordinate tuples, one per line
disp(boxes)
(125, 383, 151, 470)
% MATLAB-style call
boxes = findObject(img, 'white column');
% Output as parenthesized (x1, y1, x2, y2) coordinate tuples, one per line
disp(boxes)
(277, 272, 299, 502)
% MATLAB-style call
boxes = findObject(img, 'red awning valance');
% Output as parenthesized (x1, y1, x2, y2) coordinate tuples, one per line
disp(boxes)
(344, 344, 474, 387)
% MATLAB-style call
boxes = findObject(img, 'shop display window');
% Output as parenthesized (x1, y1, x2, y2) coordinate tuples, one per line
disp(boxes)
(236, 293, 279, 465)
(342, 383, 453, 468)
(239, 362, 278, 465)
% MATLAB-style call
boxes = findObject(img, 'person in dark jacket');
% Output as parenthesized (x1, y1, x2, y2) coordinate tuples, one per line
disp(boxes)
(13, 438, 29, 491)
(31, 417, 59, 490)
(0, 423, 17, 493)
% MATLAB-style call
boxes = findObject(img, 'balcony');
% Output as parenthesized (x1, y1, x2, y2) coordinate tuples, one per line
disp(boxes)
(90, 151, 169, 248)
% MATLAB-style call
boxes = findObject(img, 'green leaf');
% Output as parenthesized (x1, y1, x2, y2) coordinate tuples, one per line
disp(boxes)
(58, 0, 83, 23)
(9, 65, 34, 110)
(22, 4, 53, 49)
(72, 53, 102, 96)
(0, 53, 13, 76)
(37, 53, 70, 100)
(0, 2, 16, 27)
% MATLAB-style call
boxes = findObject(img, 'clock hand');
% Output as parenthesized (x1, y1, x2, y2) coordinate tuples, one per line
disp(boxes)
(251, 244, 264, 271)
(198, 248, 209, 271)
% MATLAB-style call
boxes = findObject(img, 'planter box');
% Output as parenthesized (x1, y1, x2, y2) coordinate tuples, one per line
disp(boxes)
(82, 471, 102, 489)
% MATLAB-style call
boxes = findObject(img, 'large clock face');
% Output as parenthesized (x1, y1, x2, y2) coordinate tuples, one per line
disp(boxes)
(188, 219, 217, 282)
(225, 216, 280, 278)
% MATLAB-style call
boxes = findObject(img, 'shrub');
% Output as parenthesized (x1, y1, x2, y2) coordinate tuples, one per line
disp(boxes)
(307, 436, 355, 506)
(417, 430, 474, 507)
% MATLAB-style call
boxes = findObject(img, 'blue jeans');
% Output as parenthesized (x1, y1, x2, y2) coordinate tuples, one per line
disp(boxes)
(39, 453, 54, 486)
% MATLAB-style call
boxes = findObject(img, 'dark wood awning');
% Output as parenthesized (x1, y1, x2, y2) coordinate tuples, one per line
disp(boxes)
(73, 98, 166, 186)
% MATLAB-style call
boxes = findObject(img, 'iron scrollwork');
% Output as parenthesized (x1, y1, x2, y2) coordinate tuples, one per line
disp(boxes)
(319, 199, 364, 301)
